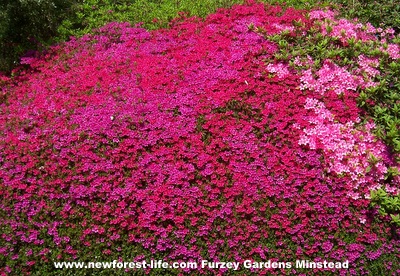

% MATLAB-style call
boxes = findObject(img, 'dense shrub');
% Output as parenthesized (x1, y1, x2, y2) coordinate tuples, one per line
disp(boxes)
(1, 2, 400, 275)
(0, 0, 76, 72)
(333, 0, 400, 32)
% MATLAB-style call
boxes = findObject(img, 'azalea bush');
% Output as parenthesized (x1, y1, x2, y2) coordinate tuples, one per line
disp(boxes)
(262, 7, 400, 228)
(1, 1, 400, 275)
(264, 9, 400, 160)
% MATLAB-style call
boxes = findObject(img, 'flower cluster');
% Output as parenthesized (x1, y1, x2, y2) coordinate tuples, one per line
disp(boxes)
(300, 60, 365, 95)
(266, 63, 290, 79)
(299, 98, 395, 199)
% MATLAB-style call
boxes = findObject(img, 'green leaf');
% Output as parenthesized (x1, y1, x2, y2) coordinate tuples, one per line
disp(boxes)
(390, 214, 400, 226)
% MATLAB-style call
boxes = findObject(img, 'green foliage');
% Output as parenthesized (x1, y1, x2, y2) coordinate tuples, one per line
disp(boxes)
(361, 37, 400, 156)
(0, 0, 76, 72)
(370, 186, 400, 227)
(333, 0, 400, 32)
(56, 0, 245, 41)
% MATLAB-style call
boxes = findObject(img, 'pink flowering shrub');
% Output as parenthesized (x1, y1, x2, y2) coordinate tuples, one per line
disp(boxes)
(299, 98, 392, 199)
(1, 2, 400, 275)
